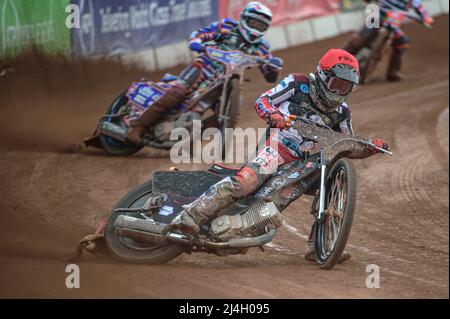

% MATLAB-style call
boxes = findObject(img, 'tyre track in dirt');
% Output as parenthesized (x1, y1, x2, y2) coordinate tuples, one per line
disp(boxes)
(0, 16, 447, 298)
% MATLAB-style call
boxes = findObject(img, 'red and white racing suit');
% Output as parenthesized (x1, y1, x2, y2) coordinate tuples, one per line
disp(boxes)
(182, 73, 355, 224)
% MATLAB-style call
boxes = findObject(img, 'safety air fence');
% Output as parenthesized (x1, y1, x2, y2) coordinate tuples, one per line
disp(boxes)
(0, 0, 448, 70)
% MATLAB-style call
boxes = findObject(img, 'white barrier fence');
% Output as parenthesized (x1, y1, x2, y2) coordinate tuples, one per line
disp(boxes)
(122, 0, 449, 72)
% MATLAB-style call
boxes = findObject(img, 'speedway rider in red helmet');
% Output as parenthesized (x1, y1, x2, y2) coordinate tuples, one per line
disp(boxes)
(170, 49, 389, 263)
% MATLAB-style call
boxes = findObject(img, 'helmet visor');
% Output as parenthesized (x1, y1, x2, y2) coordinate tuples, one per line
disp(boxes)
(246, 17, 269, 32)
(326, 77, 355, 96)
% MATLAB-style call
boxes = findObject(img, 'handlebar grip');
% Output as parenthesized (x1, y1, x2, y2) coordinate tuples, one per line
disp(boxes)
(284, 115, 297, 128)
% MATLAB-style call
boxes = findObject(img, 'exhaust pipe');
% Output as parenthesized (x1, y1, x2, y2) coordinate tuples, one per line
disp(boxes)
(116, 228, 168, 245)
(227, 229, 277, 248)
(114, 215, 192, 245)
(114, 215, 169, 245)
(114, 215, 277, 249)
(114, 215, 168, 233)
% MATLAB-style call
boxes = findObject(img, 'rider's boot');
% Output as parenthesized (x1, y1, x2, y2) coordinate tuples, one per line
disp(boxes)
(170, 177, 242, 236)
(303, 240, 316, 262)
(170, 166, 261, 236)
(126, 85, 189, 145)
(304, 240, 352, 263)
(386, 48, 406, 82)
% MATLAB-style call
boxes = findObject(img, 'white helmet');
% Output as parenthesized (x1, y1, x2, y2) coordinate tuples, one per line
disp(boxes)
(238, 2, 272, 44)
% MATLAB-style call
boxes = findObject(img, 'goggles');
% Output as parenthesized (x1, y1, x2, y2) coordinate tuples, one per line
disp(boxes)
(318, 63, 359, 96)
(245, 17, 269, 32)
(325, 76, 355, 96)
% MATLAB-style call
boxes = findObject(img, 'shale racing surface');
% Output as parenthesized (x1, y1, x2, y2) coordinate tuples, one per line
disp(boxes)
(0, 16, 448, 298)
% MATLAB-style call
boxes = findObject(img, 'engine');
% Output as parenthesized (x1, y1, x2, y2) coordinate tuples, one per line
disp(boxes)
(153, 111, 202, 142)
(209, 201, 282, 241)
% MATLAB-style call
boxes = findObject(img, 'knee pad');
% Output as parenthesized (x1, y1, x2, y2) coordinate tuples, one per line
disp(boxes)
(392, 35, 410, 50)
(166, 84, 189, 99)
(233, 165, 263, 197)
(178, 62, 204, 87)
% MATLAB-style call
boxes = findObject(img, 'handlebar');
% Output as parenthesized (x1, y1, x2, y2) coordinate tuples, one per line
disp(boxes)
(256, 57, 283, 70)
(204, 45, 283, 70)
(364, 141, 394, 156)
(285, 115, 393, 156)
(391, 9, 433, 29)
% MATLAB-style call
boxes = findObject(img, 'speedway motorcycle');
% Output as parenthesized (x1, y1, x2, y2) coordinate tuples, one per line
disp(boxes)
(84, 46, 282, 156)
(357, 10, 432, 84)
(76, 117, 392, 270)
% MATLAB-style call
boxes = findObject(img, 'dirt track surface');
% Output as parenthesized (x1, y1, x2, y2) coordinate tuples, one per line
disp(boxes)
(0, 16, 448, 298)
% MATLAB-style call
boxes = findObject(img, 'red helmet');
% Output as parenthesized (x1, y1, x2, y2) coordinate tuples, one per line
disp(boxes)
(313, 49, 360, 112)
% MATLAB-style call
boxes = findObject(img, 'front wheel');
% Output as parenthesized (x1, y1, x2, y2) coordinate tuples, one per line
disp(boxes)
(358, 29, 389, 84)
(315, 159, 357, 269)
(104, 180, 184, 263)
(220, 78, 241, 159)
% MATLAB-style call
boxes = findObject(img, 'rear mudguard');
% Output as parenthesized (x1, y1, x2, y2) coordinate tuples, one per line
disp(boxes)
(148, 164, 240, 224)
(148, 158, 321, 224)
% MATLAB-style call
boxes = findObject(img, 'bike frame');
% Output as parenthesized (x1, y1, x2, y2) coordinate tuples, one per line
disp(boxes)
(318, 147, 327, 222)
(205, 47, 282, 126)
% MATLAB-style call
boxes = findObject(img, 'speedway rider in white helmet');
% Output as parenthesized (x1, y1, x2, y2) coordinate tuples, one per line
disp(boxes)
(127, 2, 283, 145)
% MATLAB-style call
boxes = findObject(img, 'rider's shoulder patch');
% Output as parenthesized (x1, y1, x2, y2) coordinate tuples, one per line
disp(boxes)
(300, 83, 310, 94)
(292, 73, 310, 93)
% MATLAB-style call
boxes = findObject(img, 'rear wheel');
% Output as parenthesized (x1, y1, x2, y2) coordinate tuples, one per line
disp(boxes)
(315, 159, 357, 269)
(104, 180, 184, 264)
(99, 92, 144, 156)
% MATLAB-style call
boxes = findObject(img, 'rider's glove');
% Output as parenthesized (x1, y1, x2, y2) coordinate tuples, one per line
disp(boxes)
(267, 112, 286, 129)
(370, 138, 389, 153)
(189, 42, 206, 53)
(262, 57, 283, 83)
(423, 15, 434, 27)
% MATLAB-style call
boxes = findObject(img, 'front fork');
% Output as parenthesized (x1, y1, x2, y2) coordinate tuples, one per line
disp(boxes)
(218, 77, 230, 126)
(218, 71, 242, 127)
(317, 147, 327, 222)
(307, 148, 327, 242)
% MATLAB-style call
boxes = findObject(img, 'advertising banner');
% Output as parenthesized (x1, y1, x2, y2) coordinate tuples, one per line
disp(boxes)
(0, 0, 71, 56)
(340, 0, 366, 12)
(219, 0, 340, 26)
(71, 0, 219, 56)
